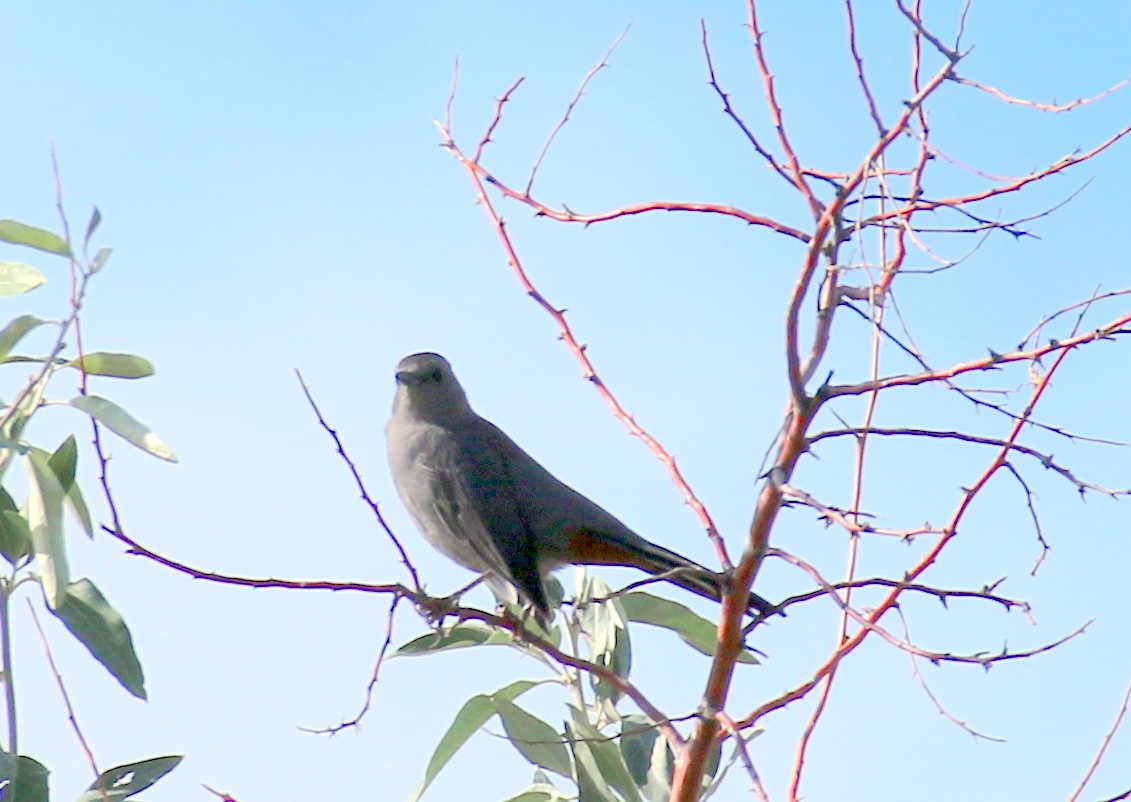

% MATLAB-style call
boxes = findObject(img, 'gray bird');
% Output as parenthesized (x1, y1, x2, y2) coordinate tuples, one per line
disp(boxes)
(385, 352, 774, 621)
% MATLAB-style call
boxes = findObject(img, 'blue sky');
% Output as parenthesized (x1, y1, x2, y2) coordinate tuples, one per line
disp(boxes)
(2, 2, 1130, 800)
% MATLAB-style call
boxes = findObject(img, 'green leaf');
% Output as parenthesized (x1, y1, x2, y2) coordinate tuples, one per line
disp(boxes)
(90, 246, 112, 274)
(502, 784, 571, 802)
(620, 592, 759, 664)
(620, 714, 675, 802)
(569, 711, 643, 802)
(0, 750, 13, 793)
(45, 438, 93, 538)
(83, 206, 102, 250)
(68, 395, 177, 462)
(0, 263, 46, 296)
(25, 450, 68, 608)
(576, 575, 632, 705)
(68, 352, 155, 379)
(64, 478, 94, 539)
(51, 578, 146, 699)
(0, 509, 32, 566)
(565, 719, 618, 802)
(409, 680, 538, 802)
(0, 219, 71, 257)
(393, 621, 516, 656)
(47, 436, 77, 490)
(75, 755, 182, 801)
(495, 699, 572, 777)
(0, 315, 46, 363)
(8, 754, 50, 802)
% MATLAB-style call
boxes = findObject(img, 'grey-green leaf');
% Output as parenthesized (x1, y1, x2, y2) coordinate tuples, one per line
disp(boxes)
(565, 720, 618, 802)
(47, 436, 78, 490)
(25, 450, 68, 608)
(68, 395, 177, 462)
(0, 263, 46, 296)
(502, 783, 571, 802)
(577, 576, 632, 705)
(393, 622, 516, 657)
(90, 246, 112, 274)
(409, 680, 538, 802)
(0, 509, 32, 566)
(83, 206, 102, 250)
(75, 755, 182, 801)
(0, 219, 71, 257)
(50, 578, 146, 699)
(620, 592, 759, 664)
(45, 438, 93, 538)
(69, 352, 155, 379)
(495, 699, 572, 778)
(10, 754, 49, 802)
(570, 711, 643, 802)
(0, 315, 46, 362)
(620, 714, 674, 802)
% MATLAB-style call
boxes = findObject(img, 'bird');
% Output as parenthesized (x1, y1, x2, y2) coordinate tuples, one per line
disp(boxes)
(385, 351, 775, 623)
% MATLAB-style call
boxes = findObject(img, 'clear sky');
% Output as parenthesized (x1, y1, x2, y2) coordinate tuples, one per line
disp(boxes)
(2, 2, 1130, 801)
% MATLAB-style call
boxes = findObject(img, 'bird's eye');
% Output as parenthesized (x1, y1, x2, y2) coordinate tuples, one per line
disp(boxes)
(428, 367, 443, 383)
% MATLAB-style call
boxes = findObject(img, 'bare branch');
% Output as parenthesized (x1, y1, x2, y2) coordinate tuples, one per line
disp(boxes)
(1069, 675, 1131, 802)
(525, 26, 629, 195)
(296, 370, 422, 591)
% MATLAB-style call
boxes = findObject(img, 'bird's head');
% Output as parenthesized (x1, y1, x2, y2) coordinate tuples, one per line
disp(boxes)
(392, 352, 471, 421)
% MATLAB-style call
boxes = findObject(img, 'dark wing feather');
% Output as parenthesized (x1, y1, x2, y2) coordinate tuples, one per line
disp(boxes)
(448, 421, 550, 616)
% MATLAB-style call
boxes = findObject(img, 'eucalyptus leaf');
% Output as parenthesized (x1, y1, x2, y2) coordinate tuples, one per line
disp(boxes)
(393, 621, 516, 656)
(496, 699, 572, 777)
(25, 450, 68, 608)
(44, 437, 93, 537)
(0, 262, 46, 296)
(68, 395, 177, 462)
(83, 206, 102, 250)
(90, 246, 112, 273)
(502, 783, 571, 802)
(0, 219, 71, 257)
(0, 509, 32, 565)
(569, 710, 643, 802)
(75, 755, 182, 801)
(620, 592, 759, 664)
(69, 352, 155, 379)
(577, 576, 632, 705)
(46, 436, 78, 490)
(565, 720, 618, 802)
(51, 578, 146, 699)
(0, 315, 46, 362)
(10, 754, 49, 802)
(408, 680, 538, 802)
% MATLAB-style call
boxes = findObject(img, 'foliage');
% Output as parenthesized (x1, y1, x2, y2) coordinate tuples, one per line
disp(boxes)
(0, 208, 180, 800)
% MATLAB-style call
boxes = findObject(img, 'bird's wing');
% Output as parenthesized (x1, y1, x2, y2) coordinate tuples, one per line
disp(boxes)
(443, 420, 549, 614)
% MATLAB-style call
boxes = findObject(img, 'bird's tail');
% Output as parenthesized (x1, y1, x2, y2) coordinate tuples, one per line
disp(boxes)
(642, 547, 777, 617)
(565, 528, 777, 617)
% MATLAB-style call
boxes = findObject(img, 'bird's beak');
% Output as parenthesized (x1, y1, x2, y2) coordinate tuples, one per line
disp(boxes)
(395, 370, 417, 386)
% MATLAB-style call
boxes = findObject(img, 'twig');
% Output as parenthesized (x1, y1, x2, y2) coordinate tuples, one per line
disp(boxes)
(716, 711, 770, 802)
(1067, 674, 1131, 802)
(954, 74, 1130, 113)
(295, 370, 421, 591)
(304, 594, 402, 733)
(29, 602, 107, 801)
(895, 608, 1005, 742)
(525, 27, 629, 195)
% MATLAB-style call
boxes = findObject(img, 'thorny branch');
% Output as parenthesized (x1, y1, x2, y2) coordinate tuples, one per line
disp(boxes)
(435, 0, 1131, 796)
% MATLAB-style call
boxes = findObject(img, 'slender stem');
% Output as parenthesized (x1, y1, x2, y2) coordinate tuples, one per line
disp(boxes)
(1, 578, 16, 755)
